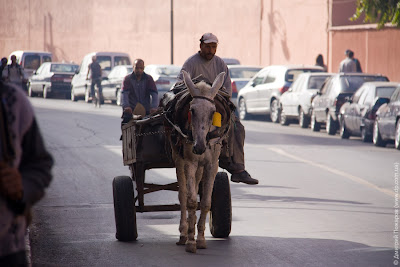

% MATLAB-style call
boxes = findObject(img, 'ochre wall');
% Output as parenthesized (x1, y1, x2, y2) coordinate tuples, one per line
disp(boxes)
(330, 28, 400, 81)
(0, 0, 328, 68)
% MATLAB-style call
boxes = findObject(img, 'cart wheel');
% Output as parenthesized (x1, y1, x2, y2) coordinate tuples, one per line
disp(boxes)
(112, 176, 137, 241)
(209, 172, 232, 238)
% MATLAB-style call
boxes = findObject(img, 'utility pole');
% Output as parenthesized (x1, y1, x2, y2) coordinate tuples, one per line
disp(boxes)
(170, 0, 174, 64)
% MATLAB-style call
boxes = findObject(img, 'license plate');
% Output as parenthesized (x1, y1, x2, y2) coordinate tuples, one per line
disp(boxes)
(64, 78, 72, 83)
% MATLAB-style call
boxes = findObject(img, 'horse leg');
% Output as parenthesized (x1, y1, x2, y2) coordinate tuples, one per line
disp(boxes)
(197, 162, 218, 249)
(185, 165, 199, 253)
(176, 162, 188, 246)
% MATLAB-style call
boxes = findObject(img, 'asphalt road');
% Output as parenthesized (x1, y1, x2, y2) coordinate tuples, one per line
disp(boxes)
(28, 97, 398, 267)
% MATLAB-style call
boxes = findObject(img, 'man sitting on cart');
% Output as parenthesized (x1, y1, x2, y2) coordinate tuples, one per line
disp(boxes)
(176, 33, 258, 185)
(121, 59, 158, 120)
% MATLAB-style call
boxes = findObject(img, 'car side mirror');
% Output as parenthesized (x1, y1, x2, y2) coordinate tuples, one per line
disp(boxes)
(75, 69, 79, 74)
(251, 82, 256, 87)
(316, 91, 322, 95)
(102, 77, 108, 81)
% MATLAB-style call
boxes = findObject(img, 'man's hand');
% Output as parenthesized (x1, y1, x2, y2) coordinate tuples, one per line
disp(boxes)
(0, 162, 23, 201)
(123, 107, 133, 114)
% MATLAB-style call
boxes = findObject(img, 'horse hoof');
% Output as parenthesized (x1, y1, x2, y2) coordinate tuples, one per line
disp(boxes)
(176, 236, 187, 245)
(196, 239, 207, 249)
(185, 241, 197, 253)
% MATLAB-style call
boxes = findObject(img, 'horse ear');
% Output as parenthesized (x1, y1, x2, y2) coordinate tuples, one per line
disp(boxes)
(210, 72, 225, 98)
(182, 70, 198, 96)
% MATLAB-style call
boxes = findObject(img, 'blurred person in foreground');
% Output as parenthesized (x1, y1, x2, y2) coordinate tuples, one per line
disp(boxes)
(0, 81, 53, 266)
(121, 59, 158, 122)
(2, 55, 28, 91)
(175, 33, 258, 185)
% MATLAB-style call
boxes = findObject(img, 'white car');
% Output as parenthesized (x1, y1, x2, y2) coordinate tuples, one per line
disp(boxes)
(237, 65, 324, 122)
(280, 72, 333, 127)
(144, 64, 181, 99)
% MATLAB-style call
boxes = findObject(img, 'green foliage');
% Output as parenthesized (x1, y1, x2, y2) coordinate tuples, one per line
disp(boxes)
(352, 0, 400, 29)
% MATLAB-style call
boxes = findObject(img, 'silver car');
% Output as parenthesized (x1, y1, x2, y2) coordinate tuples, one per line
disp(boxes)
(144, 64, 181, 99)
(280, 72, 333, 127)
(237, 65, 324, 122)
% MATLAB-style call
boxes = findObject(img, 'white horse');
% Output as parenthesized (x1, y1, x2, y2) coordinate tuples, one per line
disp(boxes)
(170, 70, 226, 253)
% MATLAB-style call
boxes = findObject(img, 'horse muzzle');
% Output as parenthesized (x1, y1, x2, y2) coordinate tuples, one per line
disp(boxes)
(192, 142, 206, 155)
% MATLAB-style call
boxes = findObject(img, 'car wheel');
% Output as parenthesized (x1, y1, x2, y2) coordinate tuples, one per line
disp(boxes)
(311, 109, 320, 132)
(43, 86, 49, 99)
(28, 83, 34, 97)
(280, 107, 289, 126)
(71, 87, 77, 102)
(116, 89, 122, 106)
(239, 98, 250, 120)
(339, 116, 350, 139)
(326, 113, 336, 135)
(85, 88, 91, 103)
(373, 119, 386, 147)
(270, 99, 280, 123)
(361, 127, 372, 143)
(299, 108, 309, 128)
(395, 120, 400, 150)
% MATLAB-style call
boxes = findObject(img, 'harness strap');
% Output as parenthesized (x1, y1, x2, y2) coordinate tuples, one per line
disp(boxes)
(192, 95, 215, 104)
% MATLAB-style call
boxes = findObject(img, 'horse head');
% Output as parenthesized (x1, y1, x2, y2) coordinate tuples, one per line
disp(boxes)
(181, 70, 225, 155)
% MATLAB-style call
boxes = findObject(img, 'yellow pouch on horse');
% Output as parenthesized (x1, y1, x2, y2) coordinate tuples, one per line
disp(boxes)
(212, 112, 221, 127)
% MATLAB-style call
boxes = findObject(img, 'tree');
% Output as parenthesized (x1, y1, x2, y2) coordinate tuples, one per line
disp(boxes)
(352, 0, 400, 29)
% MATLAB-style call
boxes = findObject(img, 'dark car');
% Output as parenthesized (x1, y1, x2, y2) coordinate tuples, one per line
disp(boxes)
(339, 82, 398, 141)
(28, 62, 78, 99)
(101, 65, 133, 106)
(373, 84, 400, 149)
(311, 73, 389, 134)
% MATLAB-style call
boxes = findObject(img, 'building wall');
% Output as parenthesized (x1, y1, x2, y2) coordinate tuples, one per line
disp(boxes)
(0, 0, 328, 68)
(330, 27, 400, 81)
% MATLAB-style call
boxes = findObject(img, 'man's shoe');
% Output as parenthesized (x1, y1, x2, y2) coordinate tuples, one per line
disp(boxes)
(231, 171, 258, 185)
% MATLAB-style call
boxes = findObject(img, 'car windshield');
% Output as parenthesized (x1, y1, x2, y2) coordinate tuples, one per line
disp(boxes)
(229, 67, 261, 79)
(285, 69, 323, 83)
(24, 55, 41, 70)
(307, 75, 331, 89)
(97, 56, 112, 71)
(340, 76, 388, 93)
(50, 64, 78, 73)
(376, 86, 397, 98)
(114, 56, 131, 66)
(156, 66, 181, 76)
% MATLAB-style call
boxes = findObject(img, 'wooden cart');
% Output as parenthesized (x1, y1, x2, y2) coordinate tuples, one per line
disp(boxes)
(112, 113, 232, 241)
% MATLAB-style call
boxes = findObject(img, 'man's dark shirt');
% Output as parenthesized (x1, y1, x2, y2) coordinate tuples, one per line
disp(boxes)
(89, 62, 101, 79)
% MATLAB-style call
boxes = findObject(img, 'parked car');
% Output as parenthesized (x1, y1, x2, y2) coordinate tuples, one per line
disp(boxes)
(28, 62, 78, 99)
(144, 64, 181, 99)
(372, 84, 400, 149)
(280, 72, 333, 127)
(311, 73, 389, 134)
(101, 65, 133, 106)
(237, 65, 324, 122)
(338, 82, 398, 142)
(222, 58, 241, 65)
(228, 65, 262, 98)
(71, 52, 131, 102)
(8, 50, 52, 78)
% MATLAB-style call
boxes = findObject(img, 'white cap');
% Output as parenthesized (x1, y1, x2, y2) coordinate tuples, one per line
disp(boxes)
(200, 33, 219, 44)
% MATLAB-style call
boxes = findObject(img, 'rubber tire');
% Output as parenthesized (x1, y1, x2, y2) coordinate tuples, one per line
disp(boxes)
(311, 110, 320, 132)
(28, 83, 35, 97)
(116, 89, 122, 106)
(270, 99, 280, 123)
(239, 98, 250, 120)
(85, 88, 91, 103)
(71, 87, 78, 102)
(361, 127, 372, 143)
(113, 175, 137, 241)
(395, 120, 400, 150)
(299, 108, 309, 128)
(373, 119, 386, 147)
(209, 172, 232, 238)
(280, 107, 289, 126)
(326, 113, 336, 135)
(340, 117, 350, 139)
